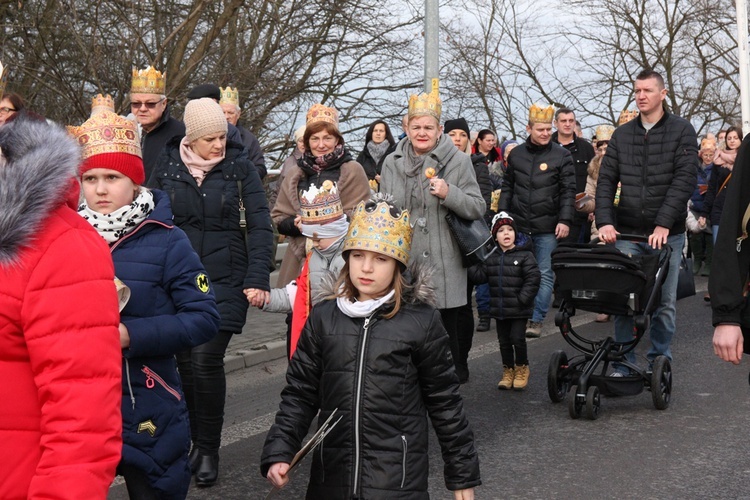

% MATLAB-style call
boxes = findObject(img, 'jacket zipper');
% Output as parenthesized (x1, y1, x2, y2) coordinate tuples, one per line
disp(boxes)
(109, 219, 172, 253)
(400, 435, 408, 489)
(352, 314, 374, 498)
(641, 131, 649, 232)
(142, 366, 182, 401)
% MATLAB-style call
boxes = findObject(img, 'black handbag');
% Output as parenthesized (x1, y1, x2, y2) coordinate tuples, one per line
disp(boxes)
(676, 254, 696, 300)
(444, 211, 497, 267)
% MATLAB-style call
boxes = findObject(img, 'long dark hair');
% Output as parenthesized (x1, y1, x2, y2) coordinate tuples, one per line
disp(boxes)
(473, 129, 499, 163)
(364, 120, 395, 147)
(725, 125, 744, 150)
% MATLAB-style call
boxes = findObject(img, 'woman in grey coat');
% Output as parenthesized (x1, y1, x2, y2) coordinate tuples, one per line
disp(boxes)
(380, 92, 485, 383)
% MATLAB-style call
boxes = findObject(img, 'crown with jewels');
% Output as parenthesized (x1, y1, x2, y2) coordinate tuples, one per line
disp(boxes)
(0, 61, 6, 102)
(528, 103, 555, 124)
(299, 180, 344, 225)
(131, 66, 166, 95)
(306, 103, 338, 126)
(220, 86, 240, 107)
(343, 194, 412, 266)
(594, 124, 615, 143)
(408, 89, 442, 121)
(67, 110, 141, 160)
(90, 93, 115, 116)
(618, 109, 639, 126)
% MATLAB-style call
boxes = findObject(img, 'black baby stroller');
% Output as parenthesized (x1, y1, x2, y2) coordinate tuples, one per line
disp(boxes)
(546, 235, 672, 420)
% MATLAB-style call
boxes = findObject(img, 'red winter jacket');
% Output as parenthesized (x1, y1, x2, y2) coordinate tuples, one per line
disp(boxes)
(0, 118, 123, 499)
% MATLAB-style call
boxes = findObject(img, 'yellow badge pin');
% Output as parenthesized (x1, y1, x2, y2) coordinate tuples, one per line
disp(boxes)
(539, 163, 548, 171)
(138, 420, 157, 437)
(195, 273, 210, 293)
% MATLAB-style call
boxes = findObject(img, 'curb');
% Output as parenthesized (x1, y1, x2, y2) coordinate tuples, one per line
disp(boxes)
(224, 340, 287, 374)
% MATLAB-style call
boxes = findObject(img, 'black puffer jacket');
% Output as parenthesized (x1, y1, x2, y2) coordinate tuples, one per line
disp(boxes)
(261, 265, 481, 499)
(470, 153, 493, 223)
(595, 112, 698, 235)
(498, 138, 576, 234)
(468, 233, 540, 319)
(701, 164, 731, 226)
(141, 104, 185, 182)
(148, 137, 273, 333)
(552, 132, 595, 227)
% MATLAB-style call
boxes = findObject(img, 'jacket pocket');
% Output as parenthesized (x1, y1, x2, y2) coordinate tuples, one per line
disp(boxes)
(400, 435, 408, 489)
(142, 366, 182, 401)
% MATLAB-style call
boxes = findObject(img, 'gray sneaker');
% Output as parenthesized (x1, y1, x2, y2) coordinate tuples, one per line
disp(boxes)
(525, 320, 543, 338)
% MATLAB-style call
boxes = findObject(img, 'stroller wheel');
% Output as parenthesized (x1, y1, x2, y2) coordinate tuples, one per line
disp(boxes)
(567, 385, 583, 419)
(650, 355, 672, 410)
(585, 386, 601, 420)
(547, 350, 569, 403)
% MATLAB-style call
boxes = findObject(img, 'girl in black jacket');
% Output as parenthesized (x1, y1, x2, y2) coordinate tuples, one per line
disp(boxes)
(262, 195, 480, 499)
(469, 212, 540, 391)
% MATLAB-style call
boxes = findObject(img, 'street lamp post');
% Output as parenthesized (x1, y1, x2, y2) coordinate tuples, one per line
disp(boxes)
(424, 0, 439, 94)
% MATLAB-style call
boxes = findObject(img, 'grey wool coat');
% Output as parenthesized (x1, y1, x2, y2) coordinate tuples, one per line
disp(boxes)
(380, 134, 485, 309)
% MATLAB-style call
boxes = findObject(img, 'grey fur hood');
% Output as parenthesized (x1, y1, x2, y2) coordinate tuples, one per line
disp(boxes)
(316, 260, 438, 308)
(0, 117, 82, 264)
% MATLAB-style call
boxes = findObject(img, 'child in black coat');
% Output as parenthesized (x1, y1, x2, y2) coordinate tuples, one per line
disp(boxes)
(469, 212, 541, 390)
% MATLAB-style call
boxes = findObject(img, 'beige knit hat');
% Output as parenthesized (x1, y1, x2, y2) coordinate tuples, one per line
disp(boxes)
(184, 98, 228, 143)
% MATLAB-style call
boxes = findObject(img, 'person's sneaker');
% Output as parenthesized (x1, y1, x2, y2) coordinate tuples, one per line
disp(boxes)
(525, 321, 543, 338)
(513, 364, 530, 390)
(497, 366, 514, 390)
(476, 314, 491, 332)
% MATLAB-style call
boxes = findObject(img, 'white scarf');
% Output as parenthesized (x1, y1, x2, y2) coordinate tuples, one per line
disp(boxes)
(300, 217, 350, 239)
(336, 290, 395, 318)
(78, 189, 154, 244)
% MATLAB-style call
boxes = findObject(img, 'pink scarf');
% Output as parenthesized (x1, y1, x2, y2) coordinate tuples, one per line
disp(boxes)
(714, 148, 737, 169)
(179, 136, 225, 186)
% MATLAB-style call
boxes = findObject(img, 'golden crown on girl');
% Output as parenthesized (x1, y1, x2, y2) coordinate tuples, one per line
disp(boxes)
(343, 194, 412, 266)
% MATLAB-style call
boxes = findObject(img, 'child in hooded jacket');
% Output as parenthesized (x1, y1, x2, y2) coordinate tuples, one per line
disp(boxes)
(469, 211, 540, 390)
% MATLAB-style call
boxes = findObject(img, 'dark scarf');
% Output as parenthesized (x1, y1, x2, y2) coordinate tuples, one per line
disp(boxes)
(298, 144, 352, 175)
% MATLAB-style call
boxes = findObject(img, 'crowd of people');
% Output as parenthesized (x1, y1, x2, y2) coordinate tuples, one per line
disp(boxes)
(1, 63, 749, 500)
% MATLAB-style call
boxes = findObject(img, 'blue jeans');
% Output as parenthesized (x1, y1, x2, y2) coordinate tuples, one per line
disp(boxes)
(475, 283, 490, 313)
(613, 233, 685, 366)
(712, 224, 720, 244)
(531, 233, 558, 323)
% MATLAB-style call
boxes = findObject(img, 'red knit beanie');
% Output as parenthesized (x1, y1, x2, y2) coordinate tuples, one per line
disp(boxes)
(79, 152, 145, 185)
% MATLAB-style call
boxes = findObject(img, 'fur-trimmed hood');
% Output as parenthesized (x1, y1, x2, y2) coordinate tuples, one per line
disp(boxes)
(0, 117, 82, 265)
(316, 260, 438, 308)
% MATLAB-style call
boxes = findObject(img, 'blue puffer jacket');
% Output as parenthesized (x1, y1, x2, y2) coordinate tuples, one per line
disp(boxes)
(113, 190, 221, 499)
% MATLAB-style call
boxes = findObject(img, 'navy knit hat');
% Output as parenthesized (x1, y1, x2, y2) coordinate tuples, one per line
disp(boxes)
(491, 211, 516, 237)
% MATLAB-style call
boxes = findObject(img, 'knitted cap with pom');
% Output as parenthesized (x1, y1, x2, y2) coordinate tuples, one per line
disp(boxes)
(491, 211, 516, 237)
(184, 98, 228, 143)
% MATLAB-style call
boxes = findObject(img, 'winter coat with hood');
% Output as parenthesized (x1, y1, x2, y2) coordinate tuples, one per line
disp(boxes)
(595, 111, 698, 236)
(0, 117, 122, 499)
(380, 134, 486, 309)
(499, 137, 576, 234)
(106, 189, 221, 499)
(260, 264, 481, 499)
(148, 137, 273, 333)
(468, 232, 541, 319)
(141, 103, 186, 182)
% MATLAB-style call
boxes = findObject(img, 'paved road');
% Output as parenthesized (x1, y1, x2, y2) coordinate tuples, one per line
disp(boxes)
(109, 276, 750, 499)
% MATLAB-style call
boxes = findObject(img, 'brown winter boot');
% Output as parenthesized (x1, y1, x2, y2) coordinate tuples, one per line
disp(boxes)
(497, 366, 515, 390)
(513, 364, 530, 390)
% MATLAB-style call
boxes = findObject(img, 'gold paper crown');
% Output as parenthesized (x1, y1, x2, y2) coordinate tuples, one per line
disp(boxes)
(343, 195, 412, 266)
(67, 111, 141, 160)
(306, 103, 338, 126)
(219, 86, 240, 107)
(91, 93, 115, 116)
(408, 90, 442, 121)
(131, 66, 166, 95)
(594, 124, 615, 143)
(618, 110, 639, 126)
(0, 62, 6, 102)
(528, 103, 555, 124)
(299, 180, 344, 225)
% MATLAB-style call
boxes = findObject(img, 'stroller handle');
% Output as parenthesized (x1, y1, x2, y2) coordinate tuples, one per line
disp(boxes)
(590, 233, 651, 245)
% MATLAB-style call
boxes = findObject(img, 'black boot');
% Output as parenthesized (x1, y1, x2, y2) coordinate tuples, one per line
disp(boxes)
(476, 313, 491, 332)
(189, 447, 200, 474)
(195, 453, 219, 487)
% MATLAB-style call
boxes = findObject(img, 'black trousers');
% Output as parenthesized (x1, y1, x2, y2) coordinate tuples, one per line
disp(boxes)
(177, 330, 234, 454)
(118, 463, 161, 500)
(454, 284, 476, 371)
(497, 318, 529, 367)
(439, 306, 464, 375)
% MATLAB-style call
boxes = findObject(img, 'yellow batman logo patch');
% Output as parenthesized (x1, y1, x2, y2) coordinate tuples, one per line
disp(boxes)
(195, 273, 210, 293)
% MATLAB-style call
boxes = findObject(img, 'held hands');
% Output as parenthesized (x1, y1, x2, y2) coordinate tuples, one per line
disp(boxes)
(267, 462, 290, 488)
(293, 215, 302, 231)
(713, 324, 744, 364)
(245, 288, 270, 308)
(554, 223, 569, 240)
(453, 488, 475, 500)
(698, 216, 707, 229)
(429, 178, 449, 199)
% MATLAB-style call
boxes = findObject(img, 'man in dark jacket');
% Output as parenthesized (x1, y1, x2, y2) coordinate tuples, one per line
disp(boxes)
(596, 69, 698, 371)
(130, 66, 185, 181)
(499, 104, 576, 338)
(552, 107, 595, 243)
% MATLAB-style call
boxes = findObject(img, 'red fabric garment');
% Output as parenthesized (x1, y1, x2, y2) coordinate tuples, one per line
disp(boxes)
(0, 204, 123, 499)
(289, 254, 312, 359)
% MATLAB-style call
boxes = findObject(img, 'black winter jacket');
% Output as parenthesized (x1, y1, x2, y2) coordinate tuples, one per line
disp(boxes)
(552, 132, 595, 227)
(237, 124, 267, 179)
(470, 152, 493, 222)
(141, 105, 185, 182)
(701, 164, 731, 226)
(148, 138, 273, 333)
(356, 142, 397, 180)
(468, 233, 540, 319)
(260, 266, 481, 499)
(595, 112, 698, 235)
(499, 138, 576, 234)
